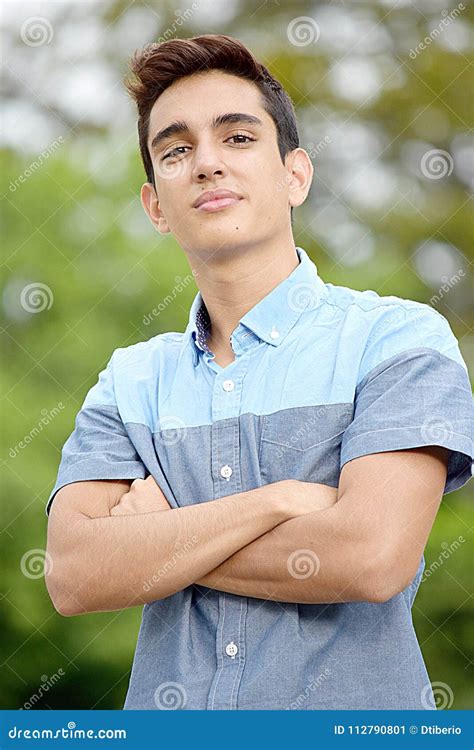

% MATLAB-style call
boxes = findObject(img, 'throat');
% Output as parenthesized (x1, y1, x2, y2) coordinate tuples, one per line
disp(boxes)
(206, 335, 235, 368)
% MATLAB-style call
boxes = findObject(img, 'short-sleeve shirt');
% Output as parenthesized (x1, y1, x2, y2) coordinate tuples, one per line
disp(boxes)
(46, 246, 473, 710)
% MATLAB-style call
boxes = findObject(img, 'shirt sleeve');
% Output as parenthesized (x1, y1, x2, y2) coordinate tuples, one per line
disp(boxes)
(45, 352, 146, 516)
(340, 305, 473, 495)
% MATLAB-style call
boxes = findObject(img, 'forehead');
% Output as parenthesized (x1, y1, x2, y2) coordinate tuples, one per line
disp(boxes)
(147, 70, 272, 147)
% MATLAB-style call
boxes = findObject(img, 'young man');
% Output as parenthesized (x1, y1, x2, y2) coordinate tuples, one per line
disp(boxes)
(45, 35, 473, 711)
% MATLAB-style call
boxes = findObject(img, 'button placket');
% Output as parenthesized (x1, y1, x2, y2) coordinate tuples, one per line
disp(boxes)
(207, 355, 246, 709)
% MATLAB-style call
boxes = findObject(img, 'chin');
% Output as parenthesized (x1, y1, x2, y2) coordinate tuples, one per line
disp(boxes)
(185, 231, 249, 256)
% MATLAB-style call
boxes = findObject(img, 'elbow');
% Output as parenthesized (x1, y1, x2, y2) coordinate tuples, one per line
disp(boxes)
(44, 558, 89, 617)
(361, 550, 419, 604)
(46, 581, 79, 617)
(52, 597, 79, 618)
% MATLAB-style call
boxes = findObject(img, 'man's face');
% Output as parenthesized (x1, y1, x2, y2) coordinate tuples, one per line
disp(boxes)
(142, 70, 307, 261)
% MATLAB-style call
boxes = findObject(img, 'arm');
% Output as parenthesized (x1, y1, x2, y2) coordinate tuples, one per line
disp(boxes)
(45, 478, 317, 616)
(195, 446, 450, 604)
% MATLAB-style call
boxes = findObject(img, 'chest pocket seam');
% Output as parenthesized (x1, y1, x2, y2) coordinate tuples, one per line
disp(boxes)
(260, 403, 354, 453)
(261, 427, 349, 453)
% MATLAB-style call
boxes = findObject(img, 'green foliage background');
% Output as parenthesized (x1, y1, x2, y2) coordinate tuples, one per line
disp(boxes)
(1, 0, 472, 710)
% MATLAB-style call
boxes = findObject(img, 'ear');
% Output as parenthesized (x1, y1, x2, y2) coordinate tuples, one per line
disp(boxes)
(285, 148, 314, 209)
(140, 182, 171, 234)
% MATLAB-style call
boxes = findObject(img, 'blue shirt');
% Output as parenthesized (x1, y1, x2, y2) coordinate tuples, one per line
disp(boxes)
(47, 246, 473, 710)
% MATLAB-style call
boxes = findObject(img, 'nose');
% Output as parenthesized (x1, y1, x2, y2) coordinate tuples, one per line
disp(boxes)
(191, 141, 228, 182)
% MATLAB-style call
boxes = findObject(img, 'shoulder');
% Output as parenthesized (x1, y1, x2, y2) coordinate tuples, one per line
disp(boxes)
(82, 332, 183, 409)
(323, 283, 466, 382)
(110, 331, 183, 373)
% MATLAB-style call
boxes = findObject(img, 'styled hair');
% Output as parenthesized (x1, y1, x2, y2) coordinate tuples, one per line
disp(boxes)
(124, 34, 299, 221)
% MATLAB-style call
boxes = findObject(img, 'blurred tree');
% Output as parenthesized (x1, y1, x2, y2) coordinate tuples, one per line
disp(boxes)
(1, 0, 472, 709)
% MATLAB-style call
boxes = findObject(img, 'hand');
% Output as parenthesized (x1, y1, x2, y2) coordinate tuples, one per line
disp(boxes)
(110, 475, 172, 516)
(274, 479, 339, 519)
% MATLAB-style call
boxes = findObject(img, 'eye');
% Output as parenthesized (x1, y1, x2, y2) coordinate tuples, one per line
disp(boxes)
(162, 145, 190, 161)
(226, 134, 256, 145)
(161, 134, 256, 161)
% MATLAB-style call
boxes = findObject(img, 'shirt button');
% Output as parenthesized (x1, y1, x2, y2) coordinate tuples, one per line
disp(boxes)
(220, 465, 233, 480)
(270, 327, 280, 339)
(222, 379, 235, 392)
(225, 641, 238, 659)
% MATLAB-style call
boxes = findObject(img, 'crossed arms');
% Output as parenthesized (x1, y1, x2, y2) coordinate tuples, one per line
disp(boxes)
(45, 446, 449, 616)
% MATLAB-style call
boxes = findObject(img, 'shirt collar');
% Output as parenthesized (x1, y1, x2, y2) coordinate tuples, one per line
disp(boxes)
(184, 246, 328, 366)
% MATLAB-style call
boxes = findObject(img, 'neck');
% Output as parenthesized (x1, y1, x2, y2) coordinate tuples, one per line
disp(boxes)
(190, 237, 300, 352)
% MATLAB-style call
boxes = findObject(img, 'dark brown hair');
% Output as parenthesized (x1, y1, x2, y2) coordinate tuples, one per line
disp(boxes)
(124, 34, 299, 219)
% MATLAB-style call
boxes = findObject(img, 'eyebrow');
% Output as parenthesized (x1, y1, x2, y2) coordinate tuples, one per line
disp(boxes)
(150, 112, 263, 154)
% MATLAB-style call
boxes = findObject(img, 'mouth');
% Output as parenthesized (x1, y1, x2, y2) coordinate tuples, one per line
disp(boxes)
(195, 196, 243, 213)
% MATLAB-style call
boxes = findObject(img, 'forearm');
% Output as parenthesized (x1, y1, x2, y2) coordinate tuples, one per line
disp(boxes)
(54, 484, 289, 615)
(196, 501, 373, 604)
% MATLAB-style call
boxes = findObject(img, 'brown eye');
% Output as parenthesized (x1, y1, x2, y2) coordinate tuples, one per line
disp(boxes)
(227, 135, 255, 144)
(162, 146, 190, 161)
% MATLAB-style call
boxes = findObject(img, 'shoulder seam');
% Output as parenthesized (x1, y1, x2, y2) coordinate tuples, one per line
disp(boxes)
(320, 290, 435, 317)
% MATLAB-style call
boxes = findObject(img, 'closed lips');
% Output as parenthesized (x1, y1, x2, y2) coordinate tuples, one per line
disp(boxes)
(193, 190, 241, 208)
